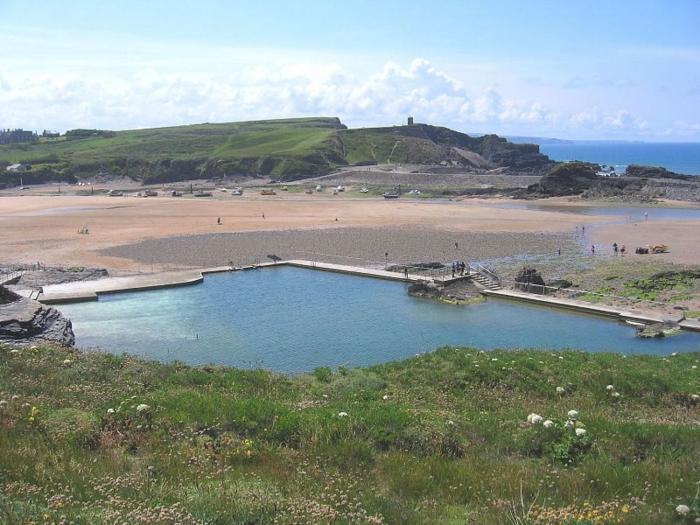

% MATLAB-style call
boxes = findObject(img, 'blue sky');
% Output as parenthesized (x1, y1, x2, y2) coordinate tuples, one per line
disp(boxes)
(1, 0, 699, 140)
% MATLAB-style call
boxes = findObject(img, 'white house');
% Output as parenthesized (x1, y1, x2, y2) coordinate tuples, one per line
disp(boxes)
(6, 163, 30, 173)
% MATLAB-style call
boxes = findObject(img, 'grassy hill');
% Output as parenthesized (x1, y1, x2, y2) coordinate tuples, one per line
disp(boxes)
(0, 117, 552, 185)
(1, 343, 698, 524)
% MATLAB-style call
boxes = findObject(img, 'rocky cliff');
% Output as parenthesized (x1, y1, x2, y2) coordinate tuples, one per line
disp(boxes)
(0, 287, 75, 346)
(520, 162, 700, 202)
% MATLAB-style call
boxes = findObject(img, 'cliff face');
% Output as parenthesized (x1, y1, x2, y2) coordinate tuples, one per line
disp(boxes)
(0, 289, 75, 346)
(523, 162, 599, 197)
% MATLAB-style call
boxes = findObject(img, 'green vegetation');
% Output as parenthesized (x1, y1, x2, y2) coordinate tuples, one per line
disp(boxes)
(561, 260, 700, 309)
(1, 344, 699, 524)
(0, 118, 347, 184)
(621, 271, 699, 302)
(0, 118, 545, 185)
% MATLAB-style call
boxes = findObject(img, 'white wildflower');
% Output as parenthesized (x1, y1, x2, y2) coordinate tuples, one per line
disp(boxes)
(567, 410, 579, 420)
(106, 408, 115, 414)
(447, 420, 455, 426)
(382, 395, 389, 400)
(0, 400, 7, 409)
(30, 345, 37, 350)
(693, 365, 698, 369)
(575, 428, 587, 436)
(62, 359, 72, 366)
(612, 392, 621, 398)
(691, 394, 700, 402)
(671, 352, 679, 357)
(543, 420, 554, 429)
(11, 395, 20, 401)
(491, 358, 498, 362)
(9, 349, 20, 356)
(565, 420, 574, 429)
(676, 504, 690, 516)
(555, 386, 565, 395)
(337, 411, 348, 418)
(606, 385, 615, 391)
(527, 413, 543, 425)
(136, 404, 150, 413)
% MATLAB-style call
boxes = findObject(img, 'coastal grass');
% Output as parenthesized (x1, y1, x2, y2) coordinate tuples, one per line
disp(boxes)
(1, 344, 699, 524)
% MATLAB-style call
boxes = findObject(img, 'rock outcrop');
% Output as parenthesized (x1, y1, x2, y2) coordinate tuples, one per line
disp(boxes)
(0, 286, 75, 346)
(407, 279, 483, 304)
(522, 162, 599, 197)
(13, 266, 108, 288)
(519, 162, 700, 202)
(636, 322, 681, 339)
(515, 267, 547, 293)
(625, 165, 693, 181)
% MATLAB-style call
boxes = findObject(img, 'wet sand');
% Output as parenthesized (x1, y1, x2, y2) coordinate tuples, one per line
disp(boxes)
(1, 194, 697, 272)
(103, 227, 575, 269)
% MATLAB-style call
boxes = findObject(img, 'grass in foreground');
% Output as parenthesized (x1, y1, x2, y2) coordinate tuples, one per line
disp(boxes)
(1, 344, 699, 524)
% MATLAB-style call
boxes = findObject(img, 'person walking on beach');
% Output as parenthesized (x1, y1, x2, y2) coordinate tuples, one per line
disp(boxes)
(558, 248, 561, 256)
(591, 244, 595, 255)
(621, 244, 626, 256)
(451, 261, 456, 278)
(217, 217, 221, 225)
(262, 212, 265, 219)
(613, 242, 618, 255)
(404, 267, 409, 279)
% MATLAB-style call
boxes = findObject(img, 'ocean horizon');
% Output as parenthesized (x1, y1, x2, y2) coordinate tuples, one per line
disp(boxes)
(539, 141, 700, 175)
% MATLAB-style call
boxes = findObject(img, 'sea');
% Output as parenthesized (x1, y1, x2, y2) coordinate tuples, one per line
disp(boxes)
(539, 142, 700, 176)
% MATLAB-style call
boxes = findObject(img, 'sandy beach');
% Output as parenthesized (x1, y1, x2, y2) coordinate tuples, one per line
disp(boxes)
(1, 193, 698, 272)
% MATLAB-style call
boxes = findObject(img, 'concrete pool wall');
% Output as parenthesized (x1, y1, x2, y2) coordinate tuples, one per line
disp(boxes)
(34, 259, 700, 332)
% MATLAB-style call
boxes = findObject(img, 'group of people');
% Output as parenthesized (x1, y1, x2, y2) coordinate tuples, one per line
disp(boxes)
(590, 242, 627, 256)
(612, 242, 626, 255)
(451, 261, 467, 278)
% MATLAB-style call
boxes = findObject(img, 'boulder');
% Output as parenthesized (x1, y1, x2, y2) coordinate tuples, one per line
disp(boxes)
(0, 288, 75, 346)
(636, 322, 681, 339)
(515, 267, 546, 293)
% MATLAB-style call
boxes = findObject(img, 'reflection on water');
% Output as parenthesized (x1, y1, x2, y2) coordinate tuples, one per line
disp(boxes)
(57, 267, 700, 373)
(492, 202, 700, 222)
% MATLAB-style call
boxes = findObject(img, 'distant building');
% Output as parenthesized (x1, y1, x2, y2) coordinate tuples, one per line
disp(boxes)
(6, 163, 30, 173)
(42, 130, 60, 138)
(407, 116, 414, 125)
(0, 128, 37, 145)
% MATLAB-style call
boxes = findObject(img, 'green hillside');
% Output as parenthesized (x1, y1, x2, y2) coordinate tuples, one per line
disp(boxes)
(0, 117, 552, 185)
(2, 343, 699, 524)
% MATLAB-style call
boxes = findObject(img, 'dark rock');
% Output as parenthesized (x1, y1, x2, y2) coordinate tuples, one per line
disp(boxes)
(0, 289, 75, 346)
(407, 279, 483, 304)
(636, 322, 680, 339)
(14, 267, 108, 288)
(515, 267, 547, 293)
(625, 165, 693, 181)
(0, 286, 21, 305)
(523, 162, 599, 197)
(386, 262, 445, 273)
(547, 279, 573, 289)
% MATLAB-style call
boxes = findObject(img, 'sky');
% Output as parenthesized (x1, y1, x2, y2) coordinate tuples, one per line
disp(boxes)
(1, 0, 699, 140)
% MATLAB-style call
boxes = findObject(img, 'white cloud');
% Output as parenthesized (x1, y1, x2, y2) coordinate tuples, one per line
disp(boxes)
(0, 58, 662, 138)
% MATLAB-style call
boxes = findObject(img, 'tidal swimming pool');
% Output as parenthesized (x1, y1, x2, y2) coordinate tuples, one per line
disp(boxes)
(56, 267, 700, 373)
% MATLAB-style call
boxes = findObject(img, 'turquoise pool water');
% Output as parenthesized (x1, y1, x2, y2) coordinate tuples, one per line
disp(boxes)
(56, 267, 700, 372)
